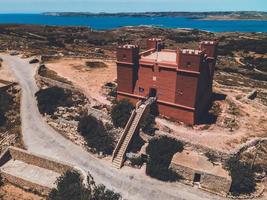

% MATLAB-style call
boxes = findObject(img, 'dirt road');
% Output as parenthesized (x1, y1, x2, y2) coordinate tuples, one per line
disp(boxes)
(1, 54, 225, 200)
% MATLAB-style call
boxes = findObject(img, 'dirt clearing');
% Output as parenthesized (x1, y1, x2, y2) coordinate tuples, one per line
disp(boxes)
(46, 58, 116, 105)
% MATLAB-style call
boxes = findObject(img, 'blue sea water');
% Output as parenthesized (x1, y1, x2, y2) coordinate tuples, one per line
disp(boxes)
(0, 14, 267, 32)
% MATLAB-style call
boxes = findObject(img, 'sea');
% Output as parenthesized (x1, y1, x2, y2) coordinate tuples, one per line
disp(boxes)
(0, 14, 267, 32)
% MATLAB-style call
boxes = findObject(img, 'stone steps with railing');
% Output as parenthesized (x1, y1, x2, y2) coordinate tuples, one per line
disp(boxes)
(112, 97, 156, 169)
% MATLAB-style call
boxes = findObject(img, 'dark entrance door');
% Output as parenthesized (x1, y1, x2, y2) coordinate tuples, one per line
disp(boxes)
(193, 173, 201, 183)
(149, 88, 157, 97)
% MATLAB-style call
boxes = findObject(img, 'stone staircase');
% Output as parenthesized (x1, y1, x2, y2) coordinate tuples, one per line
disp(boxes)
(112, 97, 156, 169)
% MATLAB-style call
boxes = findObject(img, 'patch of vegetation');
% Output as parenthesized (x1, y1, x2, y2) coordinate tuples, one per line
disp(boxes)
(205, 152, 218, 165)
(108, 88, 117, 98)
(244, 57, 267, 72)
(166, 32, 199, 43)
(111, 99, 134, 128)
(146, 136, 184, 182)
(0, 89, 14, 127)
(85, 61, 108, 69)
(140, 102, 158, 135)
(140, 114, 156, 136)
(128, 134, 145, 153)
(0, 112, 6, 126)
(224, 117, 239, 131)
(129, 156, 144, 167)
(87, 31, 116, 46)
(224, 156, 256, 196)
(49, 170, 121, 200)
(35, 87, 73, 115)
(219, 39, 267, 56)
(78, 115, 115, 155)
(104, 82, 116, 88)
(228, 101, 240, 116)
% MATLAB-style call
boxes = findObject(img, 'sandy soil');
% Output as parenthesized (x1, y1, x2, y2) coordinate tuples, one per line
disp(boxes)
(0, 184, 44, 200)
(46, 58, 117, 105)
(0, 60, 17, 83)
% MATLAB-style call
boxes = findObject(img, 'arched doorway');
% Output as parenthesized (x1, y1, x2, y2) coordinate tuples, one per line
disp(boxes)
(149, 88, 157, 97)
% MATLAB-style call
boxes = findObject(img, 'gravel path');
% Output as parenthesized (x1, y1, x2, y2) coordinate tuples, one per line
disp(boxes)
(1, 54, 225, 200)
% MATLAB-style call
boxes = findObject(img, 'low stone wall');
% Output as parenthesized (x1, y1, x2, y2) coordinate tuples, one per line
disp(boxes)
(8, 147, 73, 174)
(200, 173, 231, 197)
(0, 147, 81, 196)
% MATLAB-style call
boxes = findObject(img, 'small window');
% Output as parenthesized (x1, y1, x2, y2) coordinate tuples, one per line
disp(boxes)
(178, 90, 183, 95)
(186, 61, 191, 67)
(139, 87, 144, 93)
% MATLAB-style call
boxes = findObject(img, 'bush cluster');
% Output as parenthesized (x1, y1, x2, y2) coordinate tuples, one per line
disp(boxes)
(224, 156, 256, 195)
(146, 136, 184, 181)
(111, 99, 134, 128)
(140, 114, 156, 135)
(78, 115, 115, 155)
(0, 90, 13, 126)
(218, 39, 267, 56)
(35, 87, 73, 115)
(49, 170, 121, 200)
(140, 102, 159, 135)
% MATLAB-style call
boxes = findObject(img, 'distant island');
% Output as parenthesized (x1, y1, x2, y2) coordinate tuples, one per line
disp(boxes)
(43, 11, 267, 20)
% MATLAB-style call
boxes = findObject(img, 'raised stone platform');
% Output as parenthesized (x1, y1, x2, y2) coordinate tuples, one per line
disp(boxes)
(0, 147, 76, 195)
(1, 160, 60, 189)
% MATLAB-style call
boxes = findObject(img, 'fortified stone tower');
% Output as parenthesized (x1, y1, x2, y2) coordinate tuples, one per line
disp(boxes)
(176, 49, 204, 72)
(146, 38, 164, 51)
(200, 41, 218, 59)
(116, 44, 139, 94)
(200, 40, 219, 82)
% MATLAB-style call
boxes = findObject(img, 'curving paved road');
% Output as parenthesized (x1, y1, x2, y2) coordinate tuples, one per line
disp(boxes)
(1, 54, 225, 200)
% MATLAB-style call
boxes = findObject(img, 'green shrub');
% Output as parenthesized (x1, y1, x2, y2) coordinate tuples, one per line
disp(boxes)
(85, 61, 107, 69)
(128, 134, 145, 153)
(49, 170, 121, 200)
(129, 156, 144, 167)
(108, 88, 117, 97)
(78, 115, 114, 155)
(140, 102, 158, 135)
(49, 170, 88, 200)
(140, 114, 156, 135)
(146, 136, 184, 181)
(35, 87, 73, 115)
(111, 99, 134, 128)
(205, 152, 217, 165)
(0, 112, 6, 126)
(224, 156, 256, 195)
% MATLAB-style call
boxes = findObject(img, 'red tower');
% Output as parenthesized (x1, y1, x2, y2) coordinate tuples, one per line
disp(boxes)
(116, 39, 219, 125)
(116, 45, 139, 94)
(146, 38, 164, 51)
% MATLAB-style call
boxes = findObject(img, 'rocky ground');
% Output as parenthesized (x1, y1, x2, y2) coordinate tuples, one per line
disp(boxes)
(0, 183, 45, 200)
(36, 65, 120, 157)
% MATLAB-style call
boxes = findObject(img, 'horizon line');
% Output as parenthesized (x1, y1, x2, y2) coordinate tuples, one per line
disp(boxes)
(0, 10, 267, 14)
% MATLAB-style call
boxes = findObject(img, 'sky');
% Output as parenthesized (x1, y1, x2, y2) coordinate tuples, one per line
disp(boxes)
(0, 0, 266, 13)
